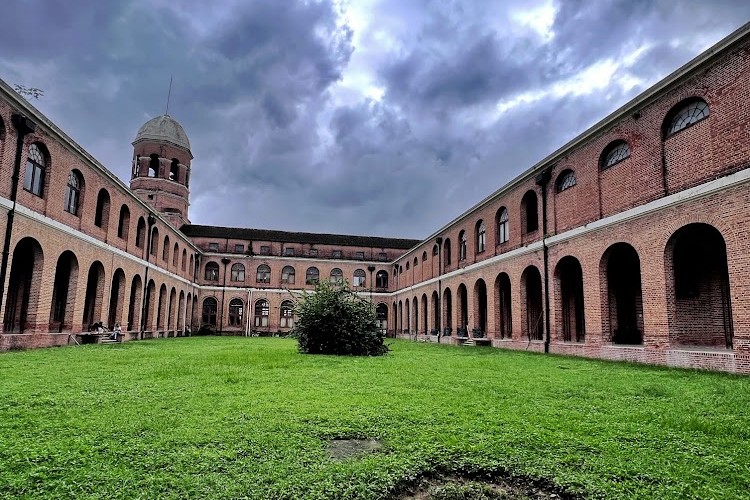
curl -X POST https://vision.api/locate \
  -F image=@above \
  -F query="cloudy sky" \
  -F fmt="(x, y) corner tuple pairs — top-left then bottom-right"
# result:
(2, 1), (749, 239)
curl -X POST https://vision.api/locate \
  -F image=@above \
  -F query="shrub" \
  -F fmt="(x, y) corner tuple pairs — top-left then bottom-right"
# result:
(292, 281), (388, 356)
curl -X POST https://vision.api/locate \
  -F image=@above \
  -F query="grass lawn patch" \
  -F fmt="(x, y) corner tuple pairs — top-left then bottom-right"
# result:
(0, 337), (748, 499)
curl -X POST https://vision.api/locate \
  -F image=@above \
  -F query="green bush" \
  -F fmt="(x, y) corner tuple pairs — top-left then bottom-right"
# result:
(292, 281), (389, 356)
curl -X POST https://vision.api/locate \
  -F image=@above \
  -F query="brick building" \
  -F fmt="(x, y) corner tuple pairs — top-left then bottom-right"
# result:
(1, 24), (750, 374)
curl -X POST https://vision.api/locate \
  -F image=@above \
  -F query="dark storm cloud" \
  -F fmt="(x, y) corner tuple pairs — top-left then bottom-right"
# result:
(1, 0), (749, 239)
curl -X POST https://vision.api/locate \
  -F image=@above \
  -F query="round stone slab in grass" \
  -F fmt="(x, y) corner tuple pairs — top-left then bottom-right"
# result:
(326, 438), (383, 460)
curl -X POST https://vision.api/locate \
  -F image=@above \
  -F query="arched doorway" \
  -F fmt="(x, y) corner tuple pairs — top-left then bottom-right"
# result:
(177, 291), (185, 331)
(601, 243), (643, 345)
(521, 266), (543, 341)
(50, 250), (79, 332)
(443, 288), (452, 335)
(555, 257), (585, 343)
(82, 261), (105, 329)
(494, 272), (512, 339)
(666, 223), (733, 348)
(144, 280), (156, 331)
(457, 284), (468, 336)
(431, 291), (440, 334)
(4, 238), (44, 332)
(474, 279), (487, 336)
(376, 303), (388, 334)
(107, 268), (126, 329)
(127, 275), (142, 331)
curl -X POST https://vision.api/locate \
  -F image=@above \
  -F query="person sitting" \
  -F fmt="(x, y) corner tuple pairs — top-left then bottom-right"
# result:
(110, 323), (121, 341)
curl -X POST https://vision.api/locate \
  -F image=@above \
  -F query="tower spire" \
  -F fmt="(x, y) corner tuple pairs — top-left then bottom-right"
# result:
(165, 74), (173, 116)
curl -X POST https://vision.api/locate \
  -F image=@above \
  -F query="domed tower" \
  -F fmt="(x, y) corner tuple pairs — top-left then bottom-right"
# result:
(130, 115), (192, 227)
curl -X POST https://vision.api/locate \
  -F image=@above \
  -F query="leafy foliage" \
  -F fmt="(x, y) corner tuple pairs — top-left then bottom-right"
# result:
(292, 281), (388, 356)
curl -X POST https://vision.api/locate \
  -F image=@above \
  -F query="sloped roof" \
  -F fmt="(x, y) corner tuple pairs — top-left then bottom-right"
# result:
(180, 224), (420, 249)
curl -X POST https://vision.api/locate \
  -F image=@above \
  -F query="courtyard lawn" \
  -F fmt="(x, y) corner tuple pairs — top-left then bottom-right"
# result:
(0, 338), (748, 499)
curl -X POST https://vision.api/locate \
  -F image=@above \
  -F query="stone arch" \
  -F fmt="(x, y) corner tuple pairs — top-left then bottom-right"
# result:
(82, 261), (106, 329)
(494, 272), (512, 339)
(144, 279), (156, 331)
(168, 287), (177, 331)
(177, 290), (186, 331)
(4, 237), (44, 333)
(431, 290), (439, 333)
(127, 275), (142, 331)
(107, 268), (126, 329)
(457, 283), (468, 336)
(521, 265), (543, 340)
(49, 250), (79, 332)
(157, 284), (168, 330)
(473, 279), (487, 337)
(443, 287), (453, 335)
(665, 223), (732, 348)
(600, 243), (643, 344)
(554, 256), (585, 343)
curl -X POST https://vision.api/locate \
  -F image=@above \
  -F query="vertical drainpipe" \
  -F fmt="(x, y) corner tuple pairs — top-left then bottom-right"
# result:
(139, 213), (156, 340)
(367, 264), (375, 303)
(535, 167), (552, 354)
(435, 236), (443, 343)
(0, 114), (36, 317)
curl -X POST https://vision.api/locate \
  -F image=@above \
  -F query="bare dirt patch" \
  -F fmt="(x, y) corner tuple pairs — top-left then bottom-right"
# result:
(395, 472), (581, 500)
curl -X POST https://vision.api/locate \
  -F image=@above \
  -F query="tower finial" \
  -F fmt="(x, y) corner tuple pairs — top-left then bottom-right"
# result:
(165, 74), (173, 116)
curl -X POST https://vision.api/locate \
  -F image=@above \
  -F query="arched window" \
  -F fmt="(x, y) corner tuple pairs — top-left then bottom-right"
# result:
(256, 264), (271, 283)
(228, 298), (243, 326)
(443, 238), (451, 265)
(150, 227), (159, 256)
(172, 243), (179, 266)
(306, 267), (319, 285)
(231, 263), (245, 282)
(405, 262), (410, 271)
(422, 251), (427, 262)
(24, 143), (46, 197)
(181, 249), (187, 271)
(353, 269), (366, 287)
(664, 98), (709, 137)
(94, 189), (111, 228)
(556, 170), (576, 192)
(476, 220), (486, 253)
(281, 266), (295, 284)
(162, 236), (170, 261)
(149, 154), (159, 177)
(521, 190), (538, 234)
(496, 207), (509, 244)
(135, 217), (146, 248)
(459, 230), (467, 261)
(601, 140), (630, 170)
(169, 159), (179, 181)
(432, 245), (438, 256)
(205, 262), (219, 281)
(413, 257), (418, 268)
(64, 171), (82, 215)
(280, 300), (294, 328)
(254, 299), (269, 327)
(376, 270), (388, 288)
(330, 268), (343, 284)
(117, 205), (130, 240)
(201, 297), (217, 326)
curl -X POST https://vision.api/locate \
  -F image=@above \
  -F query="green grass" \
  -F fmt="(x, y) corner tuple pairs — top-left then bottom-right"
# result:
(0, 338), (749, 499)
